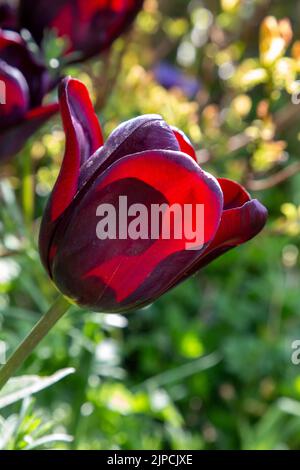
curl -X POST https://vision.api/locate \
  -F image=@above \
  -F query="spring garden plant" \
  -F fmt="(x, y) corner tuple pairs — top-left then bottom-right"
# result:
(0, 73), (267, 388)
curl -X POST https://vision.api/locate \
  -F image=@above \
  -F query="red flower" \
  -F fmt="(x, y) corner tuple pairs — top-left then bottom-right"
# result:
(19, 0), (144, 62)
(0, 29), (58, 162)
(39, 77), (268, 313)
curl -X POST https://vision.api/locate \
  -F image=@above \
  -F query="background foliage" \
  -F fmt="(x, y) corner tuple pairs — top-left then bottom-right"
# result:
(1, 0), (300, 450)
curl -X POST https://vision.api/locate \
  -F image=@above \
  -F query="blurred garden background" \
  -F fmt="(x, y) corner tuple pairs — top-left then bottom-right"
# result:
(1, 0), (300, 450)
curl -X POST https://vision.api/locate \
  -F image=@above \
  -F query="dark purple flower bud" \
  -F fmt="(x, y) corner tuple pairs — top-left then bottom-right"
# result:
(39, 77), (268, 313)
(0, 29), (58, 162)
(19, 0), (144, 62)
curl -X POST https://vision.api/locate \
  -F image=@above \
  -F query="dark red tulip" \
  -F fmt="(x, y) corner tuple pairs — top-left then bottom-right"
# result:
(39, 77), (268, 313)
(0, 29), (58, 162)
(19, 0), (144, 62)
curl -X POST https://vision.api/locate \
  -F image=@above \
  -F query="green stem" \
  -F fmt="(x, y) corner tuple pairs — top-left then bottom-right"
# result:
(21, 152), (34, 229)
(0, 295), (71, 390)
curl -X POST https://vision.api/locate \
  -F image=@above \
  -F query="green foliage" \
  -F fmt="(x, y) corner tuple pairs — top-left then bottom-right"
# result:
(0, 372), (74, 450)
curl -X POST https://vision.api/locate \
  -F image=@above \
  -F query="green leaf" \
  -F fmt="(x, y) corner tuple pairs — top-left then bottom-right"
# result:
(0, 368), (75, 409)
(25, 433), (73, 450)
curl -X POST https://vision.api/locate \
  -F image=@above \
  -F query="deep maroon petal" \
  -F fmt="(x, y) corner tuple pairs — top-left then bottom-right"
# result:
(0, 3), (18, 29)
(50, 77), (103, 221)
(50, 150), (223, 312)
(20, 0), (144, 62)
(176, 179), (268, 279)
(0, 29), (51, 107)
(194, 199), (268, 270)
(0, 59), (30, 128)
(0, 102), (58, 162)
(39, 77), (103, 273)
(79, 114), (180, 190)
(171, 126), (197, 162)
(218, 177), (251, 210)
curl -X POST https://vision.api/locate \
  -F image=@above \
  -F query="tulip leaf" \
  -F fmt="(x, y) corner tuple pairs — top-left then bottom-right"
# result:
(0, 368), (75, 409)
(25, 433), (73, 450)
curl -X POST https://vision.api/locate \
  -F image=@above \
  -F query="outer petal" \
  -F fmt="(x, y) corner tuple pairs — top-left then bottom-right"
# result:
(51, 77), (103, 221)
(219, 177), (251, 210)
(50, 150), (223, 312)
(20, 0), (144, 62)
(178, 178), (268, 277)
(0, 59), (30, 128)
(0, 102), (58, 162)
(0, 29), (51, 107)
(79, 114), (180, 189)
(39, 77), (103, 272)
(193, 200), (268, 271)
(0, 3), (18, 29)
(171, 126), (197, 162)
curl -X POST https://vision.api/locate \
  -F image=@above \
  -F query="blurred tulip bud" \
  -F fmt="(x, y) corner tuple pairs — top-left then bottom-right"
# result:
(0, 30), (58, 162)
(19, 0), (144, 63)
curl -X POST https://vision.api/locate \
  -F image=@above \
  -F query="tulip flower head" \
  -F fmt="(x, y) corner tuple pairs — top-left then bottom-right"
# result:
(0, 29), (58, 161)
(39, 77), (268, 313)
(20, 0), (144, 62)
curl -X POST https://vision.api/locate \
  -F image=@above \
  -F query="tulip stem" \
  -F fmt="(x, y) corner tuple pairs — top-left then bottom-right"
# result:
(21, 152), (34, 229)
(0, 295), (71, 391)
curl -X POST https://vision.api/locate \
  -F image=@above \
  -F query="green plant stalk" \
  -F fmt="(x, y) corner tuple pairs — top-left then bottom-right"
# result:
(21, 152), (34, 229)
(0, 295), (71, 391)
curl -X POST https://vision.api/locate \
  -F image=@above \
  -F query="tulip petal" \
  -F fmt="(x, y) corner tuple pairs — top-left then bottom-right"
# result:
(176, 180), (268, 279)
(79, 114), (180, 190)
(193, 199), (268, 271)
(39, 78), (103, 273)
(51, 150), (223, 312)
(171, 126), (197, 162)
(0, 102), (58, 162)
(20, 0), (144, 62)
(50, 77), (103, 222)
(218, 177), (251, 210)
(0, 60), (30, 128)
(0, 3), (18, 29)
